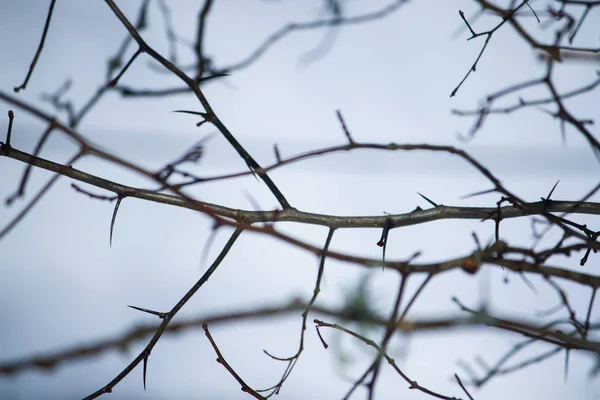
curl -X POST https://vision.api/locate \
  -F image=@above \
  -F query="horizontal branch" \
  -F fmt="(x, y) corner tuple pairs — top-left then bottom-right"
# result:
(1, 300), (598, 376)
(3, 145), (600, 290)
(3, 145), (600, 230)
(2, 87), (598, 255)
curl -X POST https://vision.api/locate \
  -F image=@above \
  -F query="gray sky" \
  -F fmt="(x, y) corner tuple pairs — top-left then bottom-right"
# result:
(1, 1), (599, 399)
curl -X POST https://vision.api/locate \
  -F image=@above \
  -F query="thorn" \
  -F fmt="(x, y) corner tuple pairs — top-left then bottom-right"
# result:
(406, 251), (421, 263)
(417, 192), (439, 207)
(541, 180), (560, 206)
(110, 197), (123, 247)
(128, 305), (167, 319)
(461, 188), (496, 199)
(377, 218), (393, 247)
(143, 355), (148, 390)
(377, 218), (393, 269)
(172, 109), (210, 127)
(199, 71), (230, 82)
(172, 109), (207, 117)
(336, 110), (354, 144)
(471, 232), (481, 250)
(273, 143), (281, 163)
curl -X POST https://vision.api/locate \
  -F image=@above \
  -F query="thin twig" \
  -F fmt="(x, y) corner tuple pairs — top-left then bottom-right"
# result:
(14, 0), (57, 92)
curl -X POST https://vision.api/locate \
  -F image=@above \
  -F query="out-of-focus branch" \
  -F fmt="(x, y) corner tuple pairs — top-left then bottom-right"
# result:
(2, 299), (598, 377)
(2, 1), (600, 398)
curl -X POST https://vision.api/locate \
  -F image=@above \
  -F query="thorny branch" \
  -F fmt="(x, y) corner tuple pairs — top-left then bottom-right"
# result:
(13, 0), (57, 93)
(203, 324), (267, 400)
(315, 318), (464, 400)
(1, 0), (599, 399)
(453, 0), (600, 157)
(260, 228), (336, 397)
(2, 300), (599, 375)
(83, 227), (244, 399)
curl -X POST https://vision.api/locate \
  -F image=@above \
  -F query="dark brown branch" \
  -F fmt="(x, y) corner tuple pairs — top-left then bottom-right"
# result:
(112, 72), (227, 97)
(5, 123), (56, 205)
(583, 288), (598, 337)
(4, 142), (600, 258)
(108, 48), (142, 87)
(367, 274), (408, 400)
(454, 373), (474, 400)
(194, 0), (214, 79)
(71, 183), (116, 201)
(556, 0), (600, 43)
(336, 109), (355, 144)
(83, 227), (243, 399)
(260, 228), (336, 396)
(13, 0), (57, 92)
(3, 145), (600, 288)
(317, 318), (467, 400)
(4, 300), (597, 379)
(2, 4), (599, 397)
(0, 152), (83, 240)
(458, 318), (578, 387)
(451, 1), (532, 97)
(3, 87), (598, 254)
(103, 0), (292, 209)
(5, 142), (600, 229)
(4, 110), (14, 146)
(203, 324), (266, 400)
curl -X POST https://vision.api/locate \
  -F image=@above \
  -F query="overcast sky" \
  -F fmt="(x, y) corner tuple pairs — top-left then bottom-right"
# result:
(1, 1), (599, 399)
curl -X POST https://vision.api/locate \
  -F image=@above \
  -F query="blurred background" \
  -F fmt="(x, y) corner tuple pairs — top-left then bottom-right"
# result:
(1, 1), (599, 399)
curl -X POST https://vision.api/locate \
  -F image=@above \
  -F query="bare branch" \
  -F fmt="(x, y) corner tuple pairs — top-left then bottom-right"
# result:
(13, 0), (57, 92)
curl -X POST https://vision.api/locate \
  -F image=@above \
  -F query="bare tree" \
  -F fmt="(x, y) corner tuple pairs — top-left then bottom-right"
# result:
(1, 1), (599, 399)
